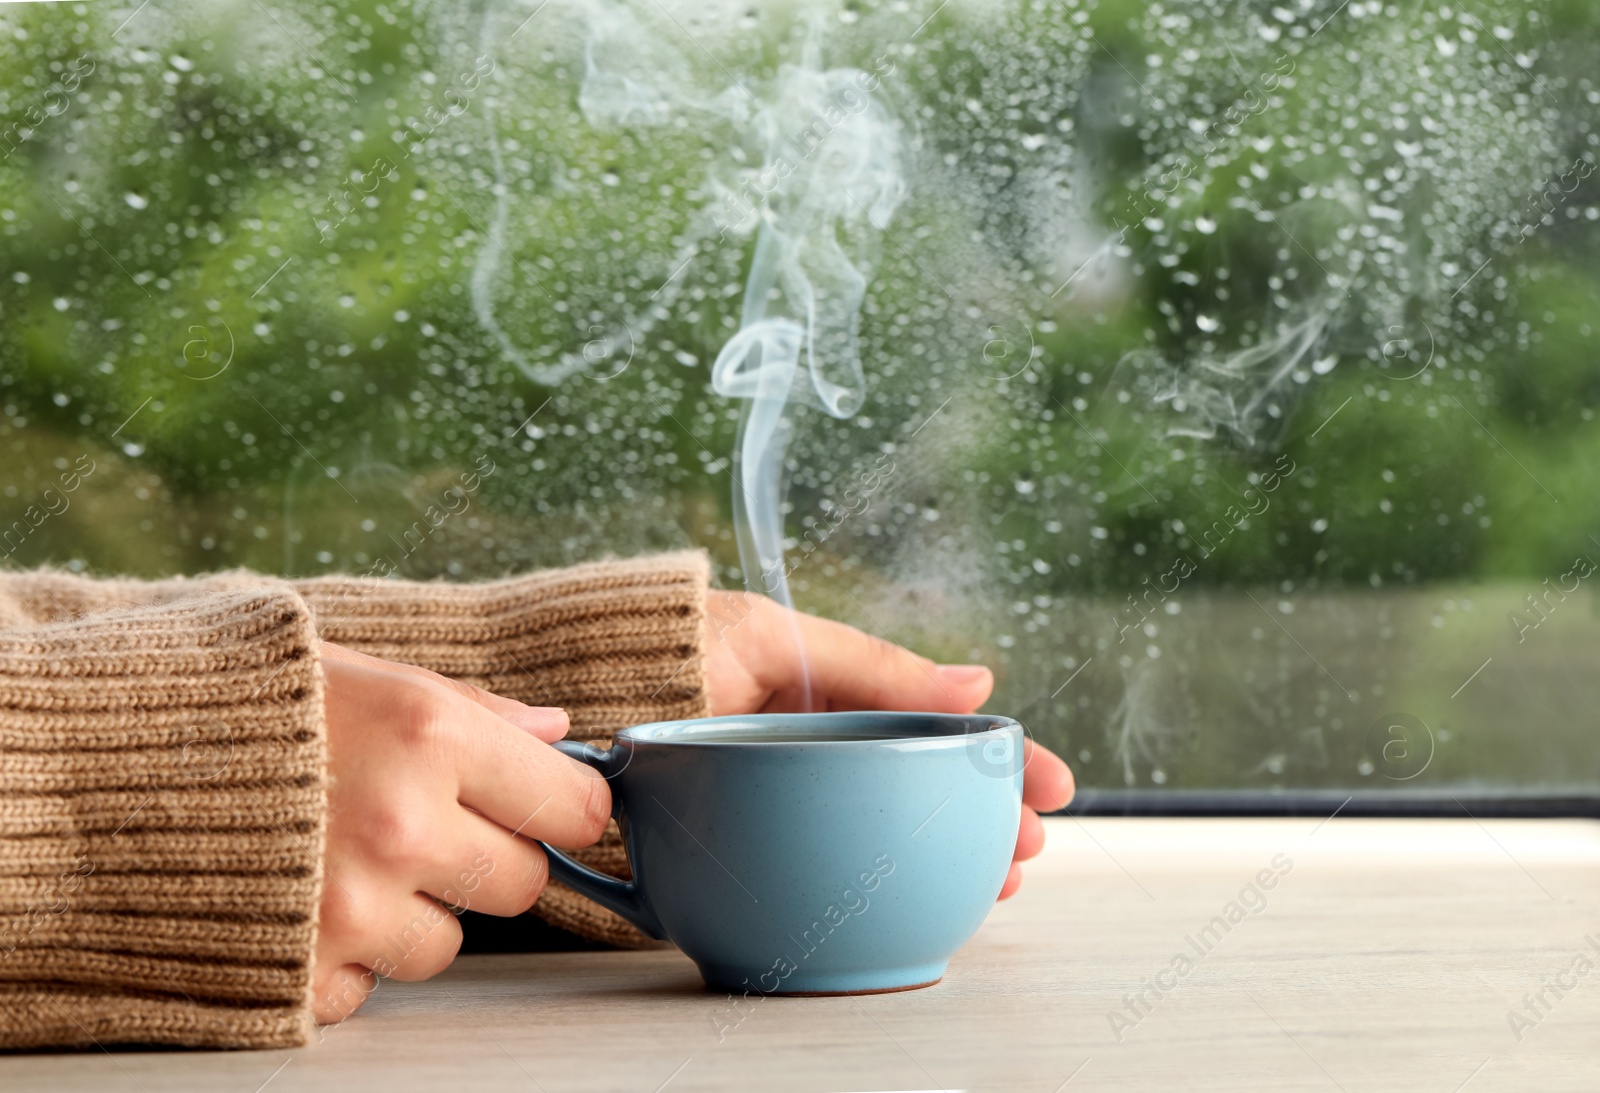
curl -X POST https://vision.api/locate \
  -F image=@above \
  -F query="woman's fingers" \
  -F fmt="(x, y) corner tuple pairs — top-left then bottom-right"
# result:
(758, 606), (994, 713)
(1022, 739), (1074, 813)
(998, 807), (1043, 905)
(1014, 806), (1045, 863)
(310, 962), (380, 1025)
(443, 698), (612, 848)
(323, 641), (571, 743)
(373, 893), (466, 982)
(421, 809), (551, 918)
(325, 648), (598, 846)
(707, 590), (999, 715)
(1000, 745), (1073, 902)
(312, 860), (461, 1004)
(430, 671), (571, 745)
(340, 657), (609, 848)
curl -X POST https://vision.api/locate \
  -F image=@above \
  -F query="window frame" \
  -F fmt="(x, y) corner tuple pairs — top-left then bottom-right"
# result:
(1060, 788), (1600, 819)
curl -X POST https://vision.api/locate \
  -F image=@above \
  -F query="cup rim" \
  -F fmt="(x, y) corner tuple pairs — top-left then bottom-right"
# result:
(613, 710), (1021, 747)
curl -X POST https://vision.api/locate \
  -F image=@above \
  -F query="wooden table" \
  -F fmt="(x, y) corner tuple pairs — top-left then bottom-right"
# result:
(6, 817), (1600, 1092)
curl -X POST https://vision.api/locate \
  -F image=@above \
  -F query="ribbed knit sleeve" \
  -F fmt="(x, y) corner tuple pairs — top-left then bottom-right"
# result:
(292, 550), (712, 946)
(0, 581), (327, 1050)
(289, 550), (712, 737)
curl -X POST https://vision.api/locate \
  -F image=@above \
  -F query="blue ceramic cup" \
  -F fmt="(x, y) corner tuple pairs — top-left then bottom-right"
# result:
(537, 711), (1023, 995)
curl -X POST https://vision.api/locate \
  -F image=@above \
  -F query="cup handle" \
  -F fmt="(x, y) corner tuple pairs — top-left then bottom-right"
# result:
(534, 740), (666, 940)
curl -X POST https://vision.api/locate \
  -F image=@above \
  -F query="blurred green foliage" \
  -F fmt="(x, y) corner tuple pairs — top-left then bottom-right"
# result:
(1, 0), (1598, 791)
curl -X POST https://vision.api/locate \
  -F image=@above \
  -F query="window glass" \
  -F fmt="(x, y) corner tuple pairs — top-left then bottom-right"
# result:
(2, 0), (1596, 794)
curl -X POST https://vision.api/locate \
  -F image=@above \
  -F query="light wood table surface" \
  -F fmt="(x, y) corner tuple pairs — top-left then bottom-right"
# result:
(6, 816), (1600, 1092)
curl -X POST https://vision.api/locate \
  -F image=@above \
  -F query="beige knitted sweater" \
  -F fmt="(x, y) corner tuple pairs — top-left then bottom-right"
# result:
(0, 551), (710, 1051)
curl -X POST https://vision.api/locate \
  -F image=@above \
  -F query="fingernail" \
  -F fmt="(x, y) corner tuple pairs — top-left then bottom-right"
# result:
(937, 664), (991, 685)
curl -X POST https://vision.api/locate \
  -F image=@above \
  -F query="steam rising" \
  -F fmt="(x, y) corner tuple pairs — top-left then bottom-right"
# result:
(705, 52), (904, 610)
(573, 6), (905, 669)
(1136, 308), (1334, 446)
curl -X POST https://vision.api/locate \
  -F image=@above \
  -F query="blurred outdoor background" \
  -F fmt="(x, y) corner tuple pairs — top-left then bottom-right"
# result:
(1, 0), (1597, 794)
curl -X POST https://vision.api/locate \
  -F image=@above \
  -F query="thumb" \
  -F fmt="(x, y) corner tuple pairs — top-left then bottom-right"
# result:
(788, 612), (994, 713)
(933, 663), (996, 710)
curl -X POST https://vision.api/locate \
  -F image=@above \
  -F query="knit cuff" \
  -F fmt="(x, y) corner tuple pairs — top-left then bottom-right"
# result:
(0, 585), (326, 1049)
(292, 550), (712, 740)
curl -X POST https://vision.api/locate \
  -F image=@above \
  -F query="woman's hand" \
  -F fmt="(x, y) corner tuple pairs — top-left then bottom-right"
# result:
(702, 590), (1074, 900)
(311, 643), (609, 1024)
(1006, 737), (1074, 899)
